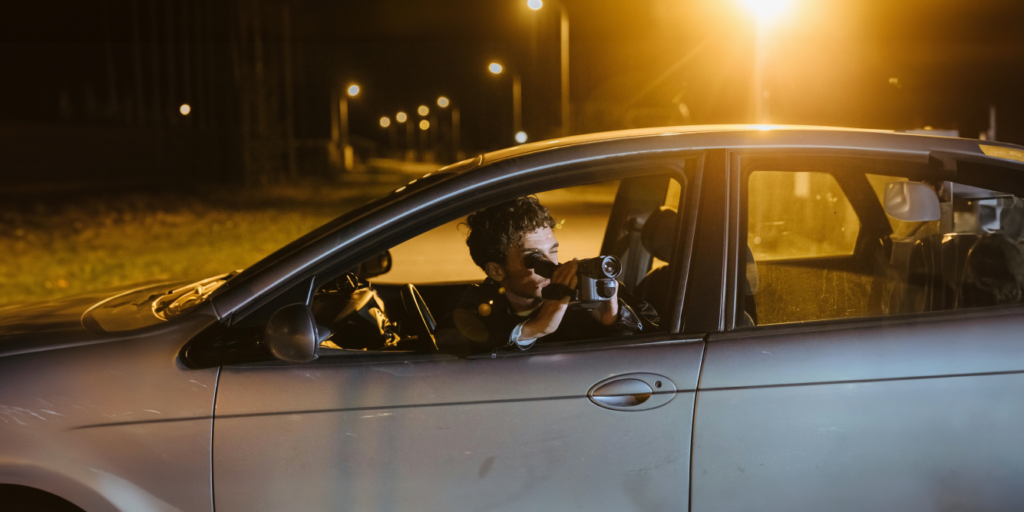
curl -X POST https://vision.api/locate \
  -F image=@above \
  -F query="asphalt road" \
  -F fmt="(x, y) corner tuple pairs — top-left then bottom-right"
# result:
(375, 183), (619, 284)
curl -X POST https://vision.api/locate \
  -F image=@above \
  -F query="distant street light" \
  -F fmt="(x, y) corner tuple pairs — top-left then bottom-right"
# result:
(396, 111), (408, 123)
(380, 116), (391, 128)
(488, 62), (503, 75)
(347, 84), (360, 97)
(419, 120), (430, 130)
(515, 131), (528, 144)
(437, 96), (450, 108)
(418, 105), (430, 116)
(179, 104), (191, 116)
(527, 0), (571, 135)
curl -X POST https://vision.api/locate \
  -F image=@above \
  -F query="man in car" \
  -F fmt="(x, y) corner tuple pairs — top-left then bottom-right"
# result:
(438, 196), (658, 353)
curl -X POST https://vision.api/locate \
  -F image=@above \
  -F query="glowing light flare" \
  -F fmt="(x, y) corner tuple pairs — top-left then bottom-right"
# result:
(347, 84), (360, 97)
(179, 104), (191, 116)
(488, 62), (503, 74)
(419, 120), (430, 130)
(515, 131), (528, 144)
(396, 112), (408, 123)
(380, 117), (391, 128)
(437, 96), (450, 108)
(527, 0), (543, 10)
(740, 0), (792, 24)
(417, 105), (429, 116)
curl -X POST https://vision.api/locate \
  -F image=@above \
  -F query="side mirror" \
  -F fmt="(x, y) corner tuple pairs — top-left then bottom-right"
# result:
(884, 181), (941, 222)
(264, 303), (320, 362)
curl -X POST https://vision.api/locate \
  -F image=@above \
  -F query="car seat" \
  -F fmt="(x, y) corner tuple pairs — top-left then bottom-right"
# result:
(633, 207), (677, 316)
(958, 233), (1024, 308)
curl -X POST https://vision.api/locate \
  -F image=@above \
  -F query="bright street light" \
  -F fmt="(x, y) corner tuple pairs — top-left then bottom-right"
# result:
(347, 84), (360, 97)
(417, 105), (429, 116)
(179, 103), (191, 116)
(396, 112), (408, 123)
(515, 131), (528, 144)
(740, 0), (791, 24)
(488, 62), (503, 75)
(437, 96), (450, 108)
(419, 120), (430, 130)
(525, 0), (570, 135)
(380, 116), (391, 128)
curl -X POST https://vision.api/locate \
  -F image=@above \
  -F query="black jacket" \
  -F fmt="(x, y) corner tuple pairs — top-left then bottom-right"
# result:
(436, 278), (659, 354)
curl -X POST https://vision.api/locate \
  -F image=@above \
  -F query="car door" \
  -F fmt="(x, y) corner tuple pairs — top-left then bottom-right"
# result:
(690, 149), (1024, 511)
(211, 156), (707, 511)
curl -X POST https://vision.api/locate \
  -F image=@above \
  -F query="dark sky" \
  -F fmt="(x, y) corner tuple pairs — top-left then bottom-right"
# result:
(3, 0), (1024, 149)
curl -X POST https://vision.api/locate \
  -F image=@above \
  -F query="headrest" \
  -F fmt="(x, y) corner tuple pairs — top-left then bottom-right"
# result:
(641, 206), (678, 261)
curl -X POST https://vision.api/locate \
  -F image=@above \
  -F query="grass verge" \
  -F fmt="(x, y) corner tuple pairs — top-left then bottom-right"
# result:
(0, 183), (394, 307)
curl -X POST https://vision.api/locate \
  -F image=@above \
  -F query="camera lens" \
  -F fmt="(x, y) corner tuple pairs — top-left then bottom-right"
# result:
(601, 256), (621, 278)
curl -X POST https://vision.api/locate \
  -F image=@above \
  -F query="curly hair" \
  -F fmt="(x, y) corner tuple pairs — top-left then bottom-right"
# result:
(466, 196), (556, 270)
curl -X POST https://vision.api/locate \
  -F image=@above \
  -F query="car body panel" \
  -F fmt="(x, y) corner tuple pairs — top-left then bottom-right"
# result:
(700, 308), (1024, 389)
(0, 310), (219, 512)
(212, 340), (703, 511)
(692, 372), (1024, 511)
(691, 142), (1024, 511)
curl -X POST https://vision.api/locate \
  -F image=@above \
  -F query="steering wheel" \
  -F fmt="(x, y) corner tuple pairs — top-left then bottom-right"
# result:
(400, 284), (438, 351)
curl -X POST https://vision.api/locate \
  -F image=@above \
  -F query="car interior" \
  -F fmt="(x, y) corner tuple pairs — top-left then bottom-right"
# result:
(311, 172), (686, 355)
(739, 167), (1024, 328)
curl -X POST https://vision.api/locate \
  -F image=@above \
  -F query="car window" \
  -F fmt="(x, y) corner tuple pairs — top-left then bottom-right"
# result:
(740, 167), (1024, 327)
(311, 172), (685, 355)
(372, 180), (621, 285)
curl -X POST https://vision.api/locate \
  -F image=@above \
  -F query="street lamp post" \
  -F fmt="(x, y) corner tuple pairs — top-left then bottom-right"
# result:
(527, 0), (570, 136)
(380, 116), (397, 153)
(489, 62), (526, 145)
(396, 111), (413, 161)
(437, 96), (463, 161)
(437, 96), (461, 162)
(417, 105), (431, 161)
(338, 83), (360, 171)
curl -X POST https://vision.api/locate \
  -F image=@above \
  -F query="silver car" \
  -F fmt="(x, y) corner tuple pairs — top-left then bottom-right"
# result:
(3, 125), (1024, 512)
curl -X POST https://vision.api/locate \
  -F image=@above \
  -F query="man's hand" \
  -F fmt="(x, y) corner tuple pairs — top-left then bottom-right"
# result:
(520, 259), (578, 340)
(593, 283), (619, 326)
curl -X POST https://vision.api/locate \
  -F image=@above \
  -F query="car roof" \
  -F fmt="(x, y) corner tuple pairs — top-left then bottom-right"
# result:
(443, 124), (1023, 172)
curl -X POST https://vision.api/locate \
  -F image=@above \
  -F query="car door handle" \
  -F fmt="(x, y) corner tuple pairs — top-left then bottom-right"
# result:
(591, 379), (652, 407)
(588, 373), (677, 411)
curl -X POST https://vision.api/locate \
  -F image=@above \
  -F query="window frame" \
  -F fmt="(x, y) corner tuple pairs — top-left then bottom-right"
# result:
(724, 148), (957, 331)
(182, 150), (706, 369)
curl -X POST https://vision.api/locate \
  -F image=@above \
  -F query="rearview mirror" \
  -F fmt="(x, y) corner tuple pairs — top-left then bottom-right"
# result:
(884, 181), (941, 222)
(357, 250), (393, 279)
(264, 303), (320, 362)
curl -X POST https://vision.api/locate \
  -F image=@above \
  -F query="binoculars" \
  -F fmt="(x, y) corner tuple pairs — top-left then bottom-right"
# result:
(525, 254), (622, 309)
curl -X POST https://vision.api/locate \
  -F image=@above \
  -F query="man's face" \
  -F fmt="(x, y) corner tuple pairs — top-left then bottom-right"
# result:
(501, 227), (559, 301)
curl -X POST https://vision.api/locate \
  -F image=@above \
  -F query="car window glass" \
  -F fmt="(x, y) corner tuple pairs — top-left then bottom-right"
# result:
(748, 171), (860, 262)
(740, 166), (1024, 328)
(372, 181), (620, 285)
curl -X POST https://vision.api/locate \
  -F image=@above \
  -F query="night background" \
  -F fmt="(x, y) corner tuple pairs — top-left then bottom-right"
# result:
(2, 0), (1024, 305)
